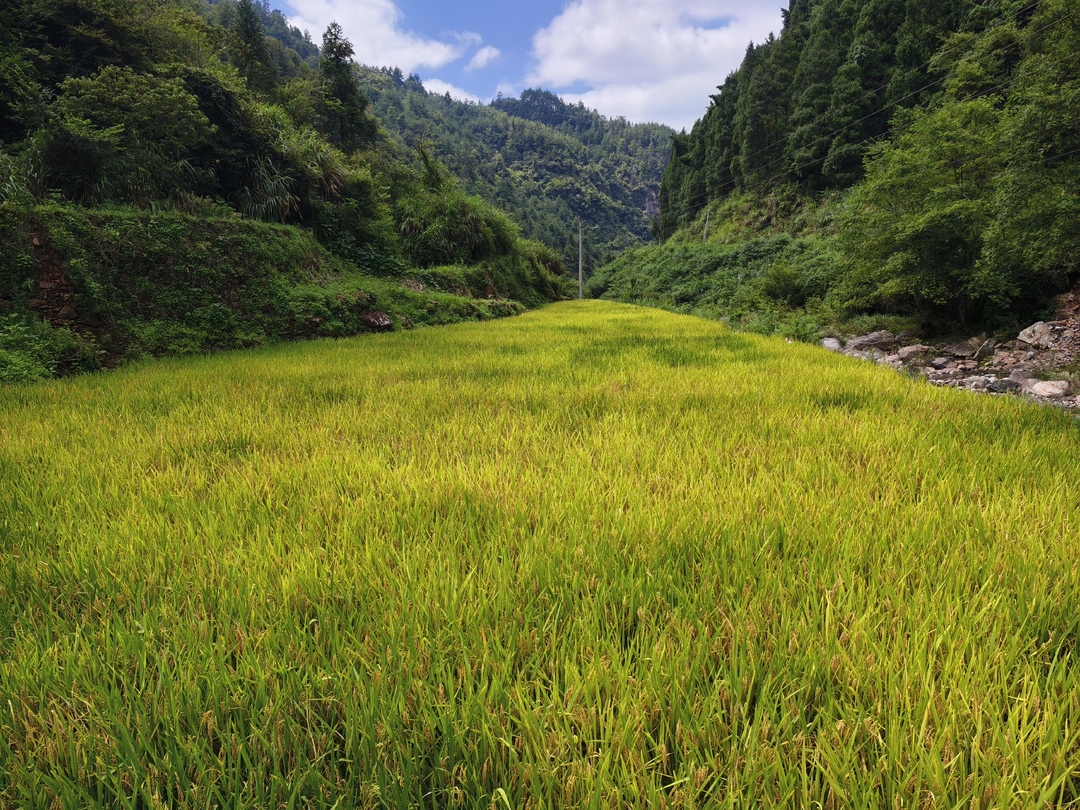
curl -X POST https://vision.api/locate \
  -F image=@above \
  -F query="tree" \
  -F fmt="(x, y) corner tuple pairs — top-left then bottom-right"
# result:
(229, 0), (277, 96)
(40, 66), (213, 204)
(318, 22), (376, 151)
(977, 0), (1080, 311)
(837, 100), (1003, 325)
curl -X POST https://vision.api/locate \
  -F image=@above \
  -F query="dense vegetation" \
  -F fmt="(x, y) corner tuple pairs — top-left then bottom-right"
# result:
(3, 302), (1078, 806)
(357, 75), (674, 270)
(0, 204), (552, 383)
(0, 0), (566, 382)
(597, 0), (1080, 336)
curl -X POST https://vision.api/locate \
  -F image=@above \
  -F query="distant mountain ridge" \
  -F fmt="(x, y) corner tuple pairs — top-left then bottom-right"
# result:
(355, 72), (675, 271)
(242, 5), (675, 272)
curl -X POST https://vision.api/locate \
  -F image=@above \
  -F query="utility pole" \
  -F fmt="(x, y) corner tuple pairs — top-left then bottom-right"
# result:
(578, 220), (584, 300)
(702, 209), (710, 243)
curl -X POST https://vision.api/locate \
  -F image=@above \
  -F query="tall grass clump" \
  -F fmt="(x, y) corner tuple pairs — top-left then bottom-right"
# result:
(1, 301), (1078, 807)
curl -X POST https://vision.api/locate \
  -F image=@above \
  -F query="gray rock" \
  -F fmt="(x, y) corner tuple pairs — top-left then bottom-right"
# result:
(897, 344), (933, 362)
(965, 376), (995, 391)
(973, 339), (997, 361)
(1031, 380), (1070, 398)
(946, 340), (980, 359)
(990, 379), (1022, 394)
(1018, 321), (1056, 349)
(929, 357), (953, 370)
(821, 337), (843, 352)
(928, 368), (965, 382)
(847, 330), (897, 351)
(360, 310), (393, 331)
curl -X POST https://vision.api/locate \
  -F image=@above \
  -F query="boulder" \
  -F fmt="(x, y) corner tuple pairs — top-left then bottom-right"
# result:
(973, 339), (997, 361)
(897, 344), (932, 362)
(846, 330), (897, 352)
(945, 339), (981, 359)
(1018, 322), (1056, 349)
(821, 337), (842, 352)
(990, 378), (1022, 394)
(1031, 380), (1070, 398)
(360, 311), (393, 331)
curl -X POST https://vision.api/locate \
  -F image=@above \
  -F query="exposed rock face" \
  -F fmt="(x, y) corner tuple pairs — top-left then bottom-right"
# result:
(31, 239), (80, 327)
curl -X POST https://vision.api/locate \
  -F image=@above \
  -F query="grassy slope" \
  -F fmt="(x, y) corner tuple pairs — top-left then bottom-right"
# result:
(2, 301), (1079, 807)
(0, 203), (557, 380)
(587, 191), (859, 342)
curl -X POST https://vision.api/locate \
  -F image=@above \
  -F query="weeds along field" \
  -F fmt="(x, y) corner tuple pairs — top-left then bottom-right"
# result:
(1, 300), (1079, 808)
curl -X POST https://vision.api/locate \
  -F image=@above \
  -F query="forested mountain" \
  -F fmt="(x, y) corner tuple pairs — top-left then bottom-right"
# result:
(0, 0), (566, 382)
(356, 75), (674, 270)
(594, 0), (1080, 335)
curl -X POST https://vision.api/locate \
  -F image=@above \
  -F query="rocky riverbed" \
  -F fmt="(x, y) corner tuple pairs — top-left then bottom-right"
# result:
(823, 285), (1080, 410)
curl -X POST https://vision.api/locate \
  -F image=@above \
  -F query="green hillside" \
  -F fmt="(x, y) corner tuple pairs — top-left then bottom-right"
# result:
(357, 74), (674, 270)
(0, 0), (566, 383)
(595, 0), (1080, 337)
(3, 302), (1078, 806)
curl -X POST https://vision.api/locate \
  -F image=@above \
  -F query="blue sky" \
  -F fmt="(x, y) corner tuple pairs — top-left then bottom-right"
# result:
(278, 1), (784, 131)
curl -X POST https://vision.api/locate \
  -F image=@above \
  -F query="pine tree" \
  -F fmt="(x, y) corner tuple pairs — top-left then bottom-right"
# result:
(318, 22), (377, 151)
(785, 0), (858, 189)
(822, 0), (907, 187)
(229, 0), (277, 96)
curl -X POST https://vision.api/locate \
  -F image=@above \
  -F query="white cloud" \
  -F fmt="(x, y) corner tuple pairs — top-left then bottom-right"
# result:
(466, 45), (502, 72)
(423, 79), (481, 104)
(528, 0), (782, 130)
(286, 0), (473, 73)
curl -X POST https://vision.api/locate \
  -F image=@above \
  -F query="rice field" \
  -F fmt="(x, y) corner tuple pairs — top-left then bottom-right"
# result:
(1, 300), (1078, 808)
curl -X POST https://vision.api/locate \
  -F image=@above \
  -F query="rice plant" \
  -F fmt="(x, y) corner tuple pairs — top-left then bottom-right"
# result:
(1, 301), (1078, 808)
